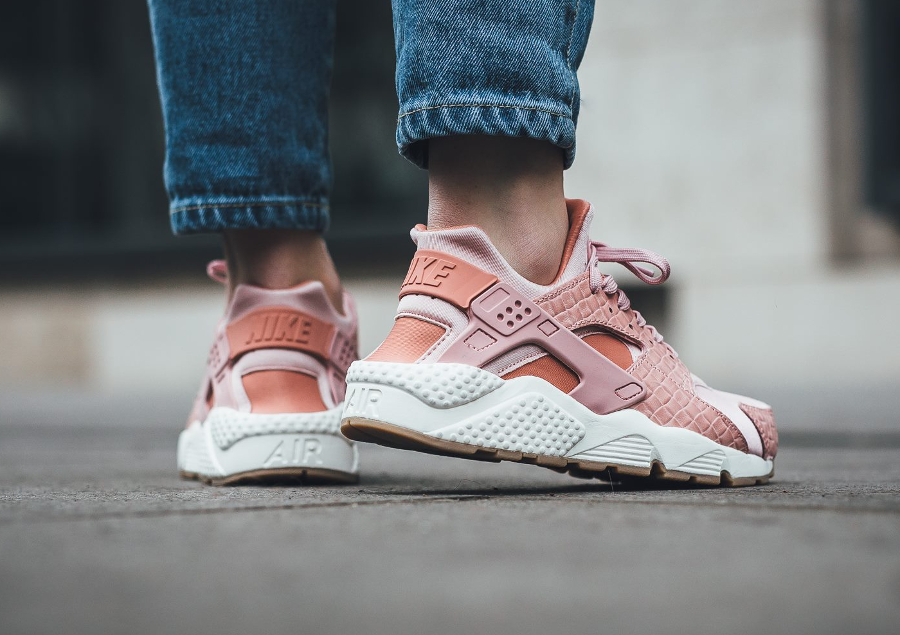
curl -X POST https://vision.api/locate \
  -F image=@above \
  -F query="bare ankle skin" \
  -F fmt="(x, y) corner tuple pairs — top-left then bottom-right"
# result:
(427, 135), (569, 285)
(222, 229), (344, 312)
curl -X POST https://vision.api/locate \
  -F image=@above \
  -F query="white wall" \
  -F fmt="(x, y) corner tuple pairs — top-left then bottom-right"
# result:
(567, 0), (900, 393)
(569, 0), (828, 276)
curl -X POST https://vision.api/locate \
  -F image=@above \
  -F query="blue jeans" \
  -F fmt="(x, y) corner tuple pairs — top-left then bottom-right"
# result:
(148, 0), (595, 235)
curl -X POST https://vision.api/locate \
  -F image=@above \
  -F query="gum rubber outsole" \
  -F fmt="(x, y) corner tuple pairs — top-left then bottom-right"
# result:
(179, 467), (359, 487)
(341, 417), (773, 488)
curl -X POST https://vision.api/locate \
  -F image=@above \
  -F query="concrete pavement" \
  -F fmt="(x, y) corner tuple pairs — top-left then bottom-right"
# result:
(1, 417), (899, 635)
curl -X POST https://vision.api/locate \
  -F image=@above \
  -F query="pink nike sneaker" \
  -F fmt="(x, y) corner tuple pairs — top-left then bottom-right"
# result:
(178, 261), (360, 485)
(341, 200), (777, 486)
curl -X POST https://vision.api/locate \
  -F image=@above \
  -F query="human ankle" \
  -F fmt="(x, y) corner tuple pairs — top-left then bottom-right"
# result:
(222, 229), (344, 312)
(426, 135), (568, 285)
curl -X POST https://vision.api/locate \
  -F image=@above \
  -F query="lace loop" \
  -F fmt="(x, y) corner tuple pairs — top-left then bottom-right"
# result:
(587, 242), (671, 344)
(589, 243), (670, 286)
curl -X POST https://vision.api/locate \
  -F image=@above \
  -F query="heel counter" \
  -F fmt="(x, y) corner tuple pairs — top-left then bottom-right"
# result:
(233, 349), (334, 414)
(241, 369), (327, 414)
(219, 283), (358, 414)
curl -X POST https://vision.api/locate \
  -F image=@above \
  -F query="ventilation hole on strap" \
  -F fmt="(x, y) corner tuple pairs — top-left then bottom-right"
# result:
(524, 308), (532, 315)
(496, 313), (504, 320)
(505, 307), (513, 314)
(507, 320), (514, 328)
(514, 300), (522, 308)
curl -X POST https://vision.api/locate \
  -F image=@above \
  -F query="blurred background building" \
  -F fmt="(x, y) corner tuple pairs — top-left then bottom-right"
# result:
(0, 0), (897, 433)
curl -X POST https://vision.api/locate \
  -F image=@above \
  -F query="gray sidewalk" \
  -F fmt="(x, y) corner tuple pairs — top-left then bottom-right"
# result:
(2, 418), (899, 635)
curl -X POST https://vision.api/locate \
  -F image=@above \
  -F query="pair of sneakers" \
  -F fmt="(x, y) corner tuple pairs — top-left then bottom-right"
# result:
(177, 200), (777, 487)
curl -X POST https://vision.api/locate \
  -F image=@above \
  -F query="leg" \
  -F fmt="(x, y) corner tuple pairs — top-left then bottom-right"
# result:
(427, 135), (567, 284)
(148, 0), (342, 308)
(392, 0), (595, 283)
(222, 230), (343, 310)
(148, 0), (359, 485)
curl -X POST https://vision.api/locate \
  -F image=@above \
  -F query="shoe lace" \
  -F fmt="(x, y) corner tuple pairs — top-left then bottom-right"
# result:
(587, 242), (671, 344)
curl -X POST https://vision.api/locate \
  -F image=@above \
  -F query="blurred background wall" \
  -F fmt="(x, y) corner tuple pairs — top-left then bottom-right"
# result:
(0, 0), (898, 432)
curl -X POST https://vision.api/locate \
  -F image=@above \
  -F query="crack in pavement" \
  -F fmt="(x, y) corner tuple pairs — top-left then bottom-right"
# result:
(2, 490), (899, 526)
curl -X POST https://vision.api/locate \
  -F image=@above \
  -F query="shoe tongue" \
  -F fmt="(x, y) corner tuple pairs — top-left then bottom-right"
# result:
(409, 199), (594, 297)
(556, 198), (594, 276)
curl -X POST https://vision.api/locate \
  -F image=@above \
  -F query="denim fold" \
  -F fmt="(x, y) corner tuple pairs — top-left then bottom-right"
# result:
(392, 0), (594, 169)
(170, 199), (330, 235)
(148, 0), (336, 236)
(397, 102), (578, 169)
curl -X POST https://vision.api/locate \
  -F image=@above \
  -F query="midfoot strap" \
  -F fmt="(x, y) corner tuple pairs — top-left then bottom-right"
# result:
(226, 307), (335, 361)
(439, 282), (647, 415)
(399, 249), (498, 310)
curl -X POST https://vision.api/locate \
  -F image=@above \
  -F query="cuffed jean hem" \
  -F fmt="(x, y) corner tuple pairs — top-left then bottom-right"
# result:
(169, 199), (330, 235)
(397, 103), (577, 170)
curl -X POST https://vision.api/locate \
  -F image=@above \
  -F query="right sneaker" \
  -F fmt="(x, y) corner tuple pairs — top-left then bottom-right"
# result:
(341, 199), (777, 486)
(177, 261), (360, 485)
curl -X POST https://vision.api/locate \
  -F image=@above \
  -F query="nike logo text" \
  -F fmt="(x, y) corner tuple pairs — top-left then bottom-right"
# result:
(402, 255), (456, 288)
(244, 311), (314, 346)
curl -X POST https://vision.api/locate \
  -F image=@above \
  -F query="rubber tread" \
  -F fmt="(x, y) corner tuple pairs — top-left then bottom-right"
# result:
(341, 418), (773, 488)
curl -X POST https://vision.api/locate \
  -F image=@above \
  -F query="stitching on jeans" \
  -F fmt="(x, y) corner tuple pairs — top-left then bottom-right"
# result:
(566, 0), (582, 110)
(398, 103), (571, 121)
(170, 201), (329, 214)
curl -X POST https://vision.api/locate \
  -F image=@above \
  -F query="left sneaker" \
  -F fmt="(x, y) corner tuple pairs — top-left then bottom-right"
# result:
(178, 261), (360, 485)
(341, 199), (777, 486)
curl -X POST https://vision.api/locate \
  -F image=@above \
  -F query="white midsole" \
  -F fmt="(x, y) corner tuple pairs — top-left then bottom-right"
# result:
(343, 361), (772, 479)
(177, 405), (358, 478)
